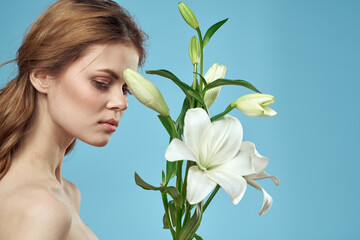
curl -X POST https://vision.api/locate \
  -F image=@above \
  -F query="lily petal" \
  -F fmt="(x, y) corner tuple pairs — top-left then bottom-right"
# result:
(187, 166), (217, 204)
(165, 139), (198, 163)
(184, 108), (211, 158)
(200, 115), (243, 168)
(252, 171), (280, 186)
(238, 94), (274, 105)
(263, 106), (277, 117)
(231, 150), (257, 176)
(236, 102), (265, 117)
(204, 87), (221, 109)
(206, 164), (248, 205)
(247, 179), (273, 216)
(240, 141), (269, 173)
(203, 63), (226, 108)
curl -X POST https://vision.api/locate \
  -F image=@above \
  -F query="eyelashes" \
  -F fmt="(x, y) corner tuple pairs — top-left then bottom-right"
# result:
(122, 85), (133, 95)
(93, 80), (109, 91)
(92, 79), (132, 95)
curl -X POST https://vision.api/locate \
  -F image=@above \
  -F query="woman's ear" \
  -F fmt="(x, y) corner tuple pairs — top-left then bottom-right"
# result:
(29, 69), (51, 94)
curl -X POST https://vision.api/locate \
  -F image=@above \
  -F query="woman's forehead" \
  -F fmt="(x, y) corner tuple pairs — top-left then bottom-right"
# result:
(64, 43), (139, 76)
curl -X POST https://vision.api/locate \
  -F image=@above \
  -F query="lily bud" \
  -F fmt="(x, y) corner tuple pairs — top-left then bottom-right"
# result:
(203, 63), (227, 108)
(189, 36), (200, 65)
(123, 69), (170, 116)
(231, 94), (277, 117)
(178, 2), (199, 29)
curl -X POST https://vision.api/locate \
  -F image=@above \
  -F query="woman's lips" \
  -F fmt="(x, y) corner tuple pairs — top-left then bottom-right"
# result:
(99, 119), (119, 132)
(100, 122), (117, 132)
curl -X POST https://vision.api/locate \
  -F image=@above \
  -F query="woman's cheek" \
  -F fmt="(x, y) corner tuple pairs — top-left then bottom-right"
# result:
(72, 85), (104, 113)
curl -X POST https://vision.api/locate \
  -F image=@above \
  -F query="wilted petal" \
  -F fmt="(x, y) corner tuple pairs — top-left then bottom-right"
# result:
(187, 166), (217, 204)
(200, 115), (243, 168)
(184, 108), (211, 158)
(206, 164), (248, 205)
(247, 179), (273, 216)
(240, 141), (269, 173)
(165, 139), (198, 163)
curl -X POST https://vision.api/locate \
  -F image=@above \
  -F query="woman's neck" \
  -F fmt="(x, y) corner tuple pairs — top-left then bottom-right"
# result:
(9, 98), (75, 185)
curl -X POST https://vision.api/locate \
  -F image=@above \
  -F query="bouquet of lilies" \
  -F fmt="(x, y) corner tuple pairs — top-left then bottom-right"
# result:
(123, 2), (279, 239)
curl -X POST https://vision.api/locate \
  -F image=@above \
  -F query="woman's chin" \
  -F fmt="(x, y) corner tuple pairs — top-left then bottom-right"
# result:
(80, 136), (111, 147)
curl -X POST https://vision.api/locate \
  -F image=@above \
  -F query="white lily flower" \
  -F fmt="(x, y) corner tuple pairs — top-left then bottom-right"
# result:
(241, 141), (280, 215)
(203, 63), (226, 109)
(165, 108), (255, 205)
(231, 93), (277, 117)
(123, 69), (170, 116)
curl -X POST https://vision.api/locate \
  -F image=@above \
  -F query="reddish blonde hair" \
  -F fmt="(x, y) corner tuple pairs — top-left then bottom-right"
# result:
(0, 0), (147, 179)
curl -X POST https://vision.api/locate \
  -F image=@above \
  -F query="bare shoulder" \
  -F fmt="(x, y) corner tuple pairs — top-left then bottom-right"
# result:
(0, 186), (72, 240)
(62, 177), (81, 212)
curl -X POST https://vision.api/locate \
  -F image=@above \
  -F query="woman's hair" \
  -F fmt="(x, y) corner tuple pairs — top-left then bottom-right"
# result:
(0, 0), (147, 180)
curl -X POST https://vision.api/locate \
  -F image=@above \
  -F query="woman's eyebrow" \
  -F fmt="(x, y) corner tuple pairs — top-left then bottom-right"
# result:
(96, 69), (119, 80)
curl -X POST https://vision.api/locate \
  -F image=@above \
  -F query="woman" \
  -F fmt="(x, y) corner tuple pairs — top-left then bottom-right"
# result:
(0, 0), (147, 239)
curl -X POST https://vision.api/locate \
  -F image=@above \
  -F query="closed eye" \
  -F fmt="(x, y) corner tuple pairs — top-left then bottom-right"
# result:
(93, 80), (109, 91)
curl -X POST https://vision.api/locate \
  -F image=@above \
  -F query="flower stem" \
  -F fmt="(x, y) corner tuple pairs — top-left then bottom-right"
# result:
(163, 115), (183, 238)
(203, 185), (220, 212)
(191, 64), (199, 109)
(192, 64), (198, 91)
(166, 115), (179, 139)
(184, 202), (192, 224)
(196, 28), (205, 109)
(196, 28), (204, 81)
(181, 161), (191, 198)
(161, 192), (176, 238)
(210, 105), (235, 122)
(175, 160), (183, 236)
(182, 160), (196, 226)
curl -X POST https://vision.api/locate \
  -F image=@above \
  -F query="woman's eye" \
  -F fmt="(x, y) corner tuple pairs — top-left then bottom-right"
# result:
(93, 80), (109, 91)
(122, 85), (132, 96)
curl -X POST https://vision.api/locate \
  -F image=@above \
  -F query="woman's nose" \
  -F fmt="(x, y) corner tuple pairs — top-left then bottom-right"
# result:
(106, 88), (128, 111)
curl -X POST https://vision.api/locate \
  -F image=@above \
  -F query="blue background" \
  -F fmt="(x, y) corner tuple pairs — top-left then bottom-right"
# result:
(1, 0), (359, 239)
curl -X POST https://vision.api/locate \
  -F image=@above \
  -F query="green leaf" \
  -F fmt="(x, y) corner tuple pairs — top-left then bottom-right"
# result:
(175, 97), (191, 136)
(146, 69), (207, 108)
(158, 115), (177, 139)
(178, 203), (203, 240)
(134, 172), (159, 191)
(162, 212), (170, 229)
(203, 18), (228, 48)
(194, 234), (204, 240)
(195, 73), (207, 88)
(162, 171), (165, 184)
(158, 114), (178, 184)
(166, 161), (177, 184)
(210, 105), (235, 122)
(203, 78), (261, 94)
(162, 186), (184, 209)
(163, 200), (177, 229)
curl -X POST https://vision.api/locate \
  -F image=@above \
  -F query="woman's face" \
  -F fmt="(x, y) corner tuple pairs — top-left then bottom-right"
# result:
(46, 43), (139, 147)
